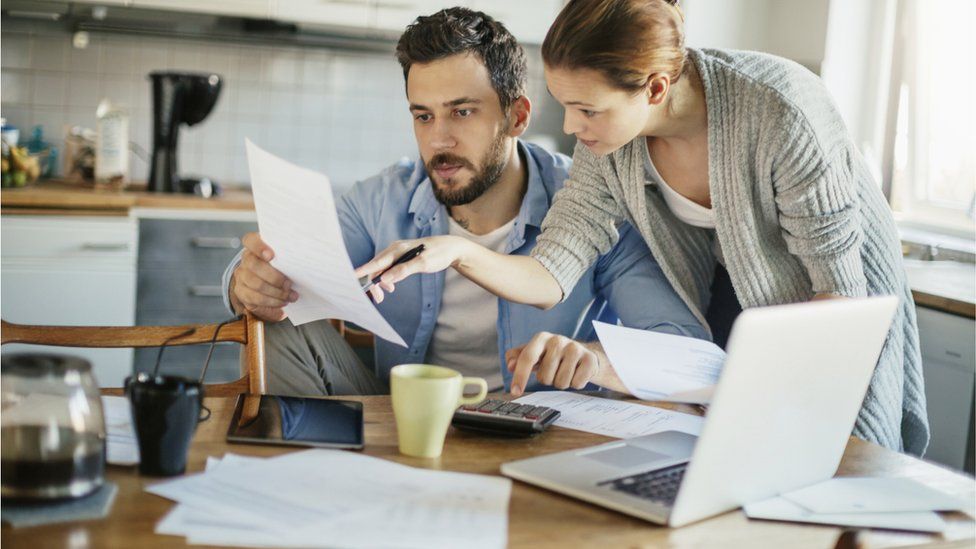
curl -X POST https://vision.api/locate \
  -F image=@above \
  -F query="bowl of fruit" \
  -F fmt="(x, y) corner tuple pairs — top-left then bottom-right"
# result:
(1, 144), (44, 188)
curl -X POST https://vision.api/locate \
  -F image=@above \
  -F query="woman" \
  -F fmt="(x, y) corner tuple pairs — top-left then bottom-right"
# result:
(357, 0), (927, 455)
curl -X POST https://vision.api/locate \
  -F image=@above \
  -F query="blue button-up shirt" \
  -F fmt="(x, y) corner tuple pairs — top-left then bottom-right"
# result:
(224, 140), (706, 391)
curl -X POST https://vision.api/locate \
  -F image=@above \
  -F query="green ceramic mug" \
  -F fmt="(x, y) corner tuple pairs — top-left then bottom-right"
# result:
(390, 364), (488, 458)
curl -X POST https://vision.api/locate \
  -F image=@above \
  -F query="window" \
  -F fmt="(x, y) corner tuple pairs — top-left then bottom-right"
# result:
(885, 0), (976, 237)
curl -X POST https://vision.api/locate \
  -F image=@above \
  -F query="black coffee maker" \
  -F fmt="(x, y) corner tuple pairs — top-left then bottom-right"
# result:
(148, 71), (222, 194)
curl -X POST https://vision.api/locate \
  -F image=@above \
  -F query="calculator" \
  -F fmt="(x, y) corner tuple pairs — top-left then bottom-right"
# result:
(451, 399), (561, 437)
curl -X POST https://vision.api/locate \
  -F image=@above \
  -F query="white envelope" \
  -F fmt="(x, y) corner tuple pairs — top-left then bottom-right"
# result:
(781, 477), (970, 514)
(745, 496), (947, 533)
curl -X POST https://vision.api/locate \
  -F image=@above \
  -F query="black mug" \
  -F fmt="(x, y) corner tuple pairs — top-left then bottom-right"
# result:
(125, 374), (204, 477)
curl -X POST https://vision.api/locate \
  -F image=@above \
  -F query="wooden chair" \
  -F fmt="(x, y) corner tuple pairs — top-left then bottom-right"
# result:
(328, 319), (374, 349)
(0, 314), (266, 397)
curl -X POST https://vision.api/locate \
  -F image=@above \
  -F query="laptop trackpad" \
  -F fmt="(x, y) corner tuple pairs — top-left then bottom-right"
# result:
(582, 445), (670, 469)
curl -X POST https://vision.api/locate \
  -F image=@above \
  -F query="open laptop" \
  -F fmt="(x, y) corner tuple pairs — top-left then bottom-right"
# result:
(501, 296), (898, 528)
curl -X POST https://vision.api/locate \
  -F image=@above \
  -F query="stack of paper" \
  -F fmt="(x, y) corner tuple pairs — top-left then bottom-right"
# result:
(149, 449), (511, 548)
(513, 391), (704, 439)
(744, 477), (972, 533)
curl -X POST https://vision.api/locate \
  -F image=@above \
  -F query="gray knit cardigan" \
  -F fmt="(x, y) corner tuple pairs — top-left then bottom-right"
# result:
(532, 48), (928, 455)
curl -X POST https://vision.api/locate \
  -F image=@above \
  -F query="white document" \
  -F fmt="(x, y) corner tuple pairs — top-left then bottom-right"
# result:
(513, 391), (703, 439)
(744, 496), (947, 533)
(245, 139), (405, 346)
(150, 450), (511, 549)
(593, 321), (724, 404)
(100, 395), (140, 465)
(781, 477), (971, 514)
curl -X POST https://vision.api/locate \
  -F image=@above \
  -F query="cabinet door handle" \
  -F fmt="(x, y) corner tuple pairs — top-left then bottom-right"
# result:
(189, 285), (224, 297)
(80, 242), (130, 251)
(191, 236), (242, 249)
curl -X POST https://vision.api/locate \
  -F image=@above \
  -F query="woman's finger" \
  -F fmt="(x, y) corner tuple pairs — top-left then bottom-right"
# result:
(354, 240), (416, 278)
(368, 285), (384, 303)
(380, 256), (428, 285)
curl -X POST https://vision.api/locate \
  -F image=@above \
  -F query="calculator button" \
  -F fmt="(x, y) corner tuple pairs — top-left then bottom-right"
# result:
(497, 402), (519, 413)
(477, 400), (503, 412)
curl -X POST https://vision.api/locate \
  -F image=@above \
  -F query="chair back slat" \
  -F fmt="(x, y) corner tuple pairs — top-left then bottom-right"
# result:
(1, 316), (264, 397)
(0, 319), (247, 348)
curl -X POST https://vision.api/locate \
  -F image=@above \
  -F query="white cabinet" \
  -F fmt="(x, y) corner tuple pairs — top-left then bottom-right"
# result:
(916, 306), (975, 472)
(372, 0), (439, 33)
(270, 0), (563, 44)
(1, 216), (138, 388)
(73, 0), (565, 42)
(468, 0), (564, 44)
(71, 0), (134, 6)
(272, 0), (371, 29)
(130, 0), (272, 19)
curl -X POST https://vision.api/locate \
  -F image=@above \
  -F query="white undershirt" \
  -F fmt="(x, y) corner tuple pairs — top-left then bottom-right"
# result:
(643, 146), (716, 229)
(643, 144), (726, 265)
(425, 216), (516, 391)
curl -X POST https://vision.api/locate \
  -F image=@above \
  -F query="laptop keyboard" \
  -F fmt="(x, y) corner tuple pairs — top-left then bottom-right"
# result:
(598, 462), (688, 506)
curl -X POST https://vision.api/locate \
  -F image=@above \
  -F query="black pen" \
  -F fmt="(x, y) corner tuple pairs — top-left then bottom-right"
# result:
(361, 244), (426, 294)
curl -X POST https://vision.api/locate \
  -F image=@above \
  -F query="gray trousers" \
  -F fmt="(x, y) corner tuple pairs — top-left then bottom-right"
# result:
(261, 319), (388, 397)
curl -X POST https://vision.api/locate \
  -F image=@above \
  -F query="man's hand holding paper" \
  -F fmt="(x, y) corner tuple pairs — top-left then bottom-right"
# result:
(243, 140), (406, 346)
(229, 232), (298, 322)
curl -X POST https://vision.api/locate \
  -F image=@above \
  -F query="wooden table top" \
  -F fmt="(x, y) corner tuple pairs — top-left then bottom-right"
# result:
(3, 395), (975, 548)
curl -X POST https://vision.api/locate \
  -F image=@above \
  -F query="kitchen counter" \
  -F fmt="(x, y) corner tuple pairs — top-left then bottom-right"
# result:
(0, 179), (254, 215)
(904, 259), (976, 319)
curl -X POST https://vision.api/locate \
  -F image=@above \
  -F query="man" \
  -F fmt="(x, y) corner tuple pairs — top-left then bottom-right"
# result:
(223, 7), (706, 397)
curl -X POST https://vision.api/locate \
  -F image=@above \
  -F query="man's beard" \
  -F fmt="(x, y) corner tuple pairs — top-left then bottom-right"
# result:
(426, 130), (509, 207)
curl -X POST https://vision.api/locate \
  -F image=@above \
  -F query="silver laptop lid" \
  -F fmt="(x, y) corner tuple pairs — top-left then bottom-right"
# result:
(668, 296), (898, 527)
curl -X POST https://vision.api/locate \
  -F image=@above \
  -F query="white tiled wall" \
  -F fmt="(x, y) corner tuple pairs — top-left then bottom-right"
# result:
(1, 25), (560, 194)
(2, 28), (415, 193)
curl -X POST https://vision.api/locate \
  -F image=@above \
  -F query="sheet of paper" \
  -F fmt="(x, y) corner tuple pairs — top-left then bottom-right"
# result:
(781, 477), (970, 514)
(744, 496), (947, 533)
(513, 391), (703, 439)
(151, 450), (510, 549)
(245, 139), (405, 346)
(101, 395), (140, 465)
(593, 321), (724, 404)
(324, 469), (510, 549)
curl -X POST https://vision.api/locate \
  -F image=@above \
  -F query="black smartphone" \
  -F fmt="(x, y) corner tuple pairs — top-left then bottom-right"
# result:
(226, 394), (364, 450)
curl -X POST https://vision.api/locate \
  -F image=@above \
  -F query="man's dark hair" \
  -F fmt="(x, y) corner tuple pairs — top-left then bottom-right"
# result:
(395, 7), (527, 110)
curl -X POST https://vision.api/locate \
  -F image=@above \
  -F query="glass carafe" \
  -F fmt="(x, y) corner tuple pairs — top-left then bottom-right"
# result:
(1, 354), (106, 499)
